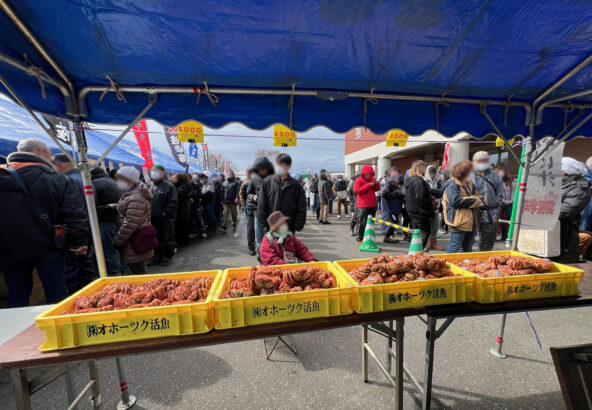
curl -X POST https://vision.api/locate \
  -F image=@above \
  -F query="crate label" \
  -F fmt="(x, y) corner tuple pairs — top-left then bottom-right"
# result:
(80, 315), (177, 343)
(387, 286), (449, 306)
(505, 281), (558, 298)
(249, 299), (321, 322)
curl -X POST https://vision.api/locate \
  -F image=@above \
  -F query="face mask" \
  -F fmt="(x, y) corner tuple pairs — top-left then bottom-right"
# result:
(278, 223), (289, 234)
(468, 172), (475, 182)
(117, 180), (131, 191)
(276, 165), (287, 176)
(192, 175), (199, 181)
(250, 173), (261, 183)
(210, 176), (218, 182)
(150, 170), (162, 180)
(337, 177), (343, 181)
(475, 162), (489, 171)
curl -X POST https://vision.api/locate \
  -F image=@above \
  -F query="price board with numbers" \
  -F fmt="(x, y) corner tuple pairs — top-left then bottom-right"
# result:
(273, 124), (297, 147)
(177, 120), (204, 143)
(386, 129), (409, 147)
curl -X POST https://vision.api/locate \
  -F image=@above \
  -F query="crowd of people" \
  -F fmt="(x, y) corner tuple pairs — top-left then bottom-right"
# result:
(1, 137), (591, 308)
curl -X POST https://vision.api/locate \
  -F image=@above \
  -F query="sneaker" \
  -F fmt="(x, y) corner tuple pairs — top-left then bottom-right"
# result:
(161, 258), (172, 267)
(383, 237), (399, 244)
(337, 215), (341, 219)
(201, 233), (208, 238)
(356, 241), (362, 245)
(249, 249), (256, 256)
(323, 221), (331, 224)
(349, 228), (355, 236)
(319, 220), (324, 224)
(219, 228), (227, 234)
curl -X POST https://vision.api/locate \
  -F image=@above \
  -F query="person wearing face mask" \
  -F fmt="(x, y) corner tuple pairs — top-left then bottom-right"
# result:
(257, 154), (307, 235)
(210, 174), (223, 227)
(220, 170), (241, 233)
(91, 166), (122, 275)
(189, 172), (207, 239)
(114, 166), (155, 274)
(200, 174), (217, 231)
(318, 171), (332, 224)
(246, 157), (275, 255)
(353, 164), (380, 244)
(333, 175), (349, 218)
(148, 164), (177, 267)
(471, 151), (504, 251)
(442, 160), (482, 253)
(259, 211), (317, 265)
(423, 165), (444, 251)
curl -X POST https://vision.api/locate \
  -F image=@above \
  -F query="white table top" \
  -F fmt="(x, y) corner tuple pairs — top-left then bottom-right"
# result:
(0, 305), (51, 345)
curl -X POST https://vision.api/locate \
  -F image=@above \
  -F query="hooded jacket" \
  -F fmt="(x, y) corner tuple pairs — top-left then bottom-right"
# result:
(257, 174), (307, 232)
(404, 175), (433, 219)
(259, 233), (316, 265)
(90, 167), (122, 223)
(222, 176), (240, 204)
(353, 165), (379, 208)
(115, 182), (154, 263)
(0, 152), (89, 259)
(380, 175), (404, 215)
(560, 174), (591, 223)
(318, 173), (333, 205)
(149, 178), (178, 218)
(246, 156), (275, 215)
(442, 178), (482, 231)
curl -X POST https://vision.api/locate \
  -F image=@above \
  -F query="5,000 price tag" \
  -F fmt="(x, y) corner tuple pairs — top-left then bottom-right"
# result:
(177, 120), (204, 143)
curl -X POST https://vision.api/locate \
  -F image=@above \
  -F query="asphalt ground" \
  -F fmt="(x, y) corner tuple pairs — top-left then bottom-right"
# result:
(1, 209), (590, 409)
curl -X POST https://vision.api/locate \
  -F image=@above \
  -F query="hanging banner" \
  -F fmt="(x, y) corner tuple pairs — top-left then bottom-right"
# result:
(164, 127), (188, 169)
(189, 143), (199, 158)
(202, 143), (209, 170)
(521, 136), (564, 231)
(273, 124), (297, 147)
(442, 143), (450, 171)
(177, 120), (204, 143)
(42, 114), (72, 145)
(223, 159), (228, 176)
(132, 120), (154, 169)
(386, 129), (408, 147)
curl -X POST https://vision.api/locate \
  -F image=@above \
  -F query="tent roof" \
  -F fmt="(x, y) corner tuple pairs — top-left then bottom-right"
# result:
(2, 1), (592, 139)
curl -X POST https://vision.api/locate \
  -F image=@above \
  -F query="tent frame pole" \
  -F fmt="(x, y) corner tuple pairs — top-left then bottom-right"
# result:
(480, 105), (523, 166)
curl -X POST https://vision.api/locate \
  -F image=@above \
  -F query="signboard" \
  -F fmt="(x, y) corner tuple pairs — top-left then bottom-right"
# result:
(42, 114), (72, 145)
(176, 120), (204, 143)
(164, 127), (188, 168)
(521, 136), (564, 231)
(273, 124), (297, 147)
(386, 129), (409, 147)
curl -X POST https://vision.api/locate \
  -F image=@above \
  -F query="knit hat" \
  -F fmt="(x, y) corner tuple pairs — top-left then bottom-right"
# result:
(561, 157), (586, 176)
(154, 164), (165, 172)
(473, 151), (490, 161)
(117, 166), (140, 183)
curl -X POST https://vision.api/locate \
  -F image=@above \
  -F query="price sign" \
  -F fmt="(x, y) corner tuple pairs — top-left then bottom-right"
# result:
(386, 129), (408, 147)
(495, 136), (515, 147)
(177, 120), (204, 143)
(273, 124), (297, 147)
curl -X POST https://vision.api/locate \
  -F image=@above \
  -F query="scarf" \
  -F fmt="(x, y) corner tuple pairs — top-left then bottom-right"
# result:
(272, 231), (291, 244)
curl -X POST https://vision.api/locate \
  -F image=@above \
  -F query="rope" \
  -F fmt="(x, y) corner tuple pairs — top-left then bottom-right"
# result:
(288, 83), (296, 130)
(196, 81), (219, 106)
(363, 87), (378, 130)
(503, 94), (514, 127)
(99, 75), (127, 102)
(434, 93), (450, 135)
(23, 54), (50, 99)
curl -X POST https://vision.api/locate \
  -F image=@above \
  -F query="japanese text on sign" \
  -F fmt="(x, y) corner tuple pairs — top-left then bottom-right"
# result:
(386, 129), (408, 147)
(177, 120), (204, 143)
(86, 317), (171, 338)
(506, 281), (557, 296)
(388, 288), (447, 304)
(251, 301), (320, 318)
(273, 124), (297, 147)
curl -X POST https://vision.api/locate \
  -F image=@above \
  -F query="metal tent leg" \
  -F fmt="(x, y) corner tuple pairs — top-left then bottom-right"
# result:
(115, 357), (137, 410)
(386, 320), (393, 373)
(88, 360), (102, 410)
(490, 314), (508, 358)
(422, 317), (437, 410)
(395, 318), (404, 410)
(362, 325), (368, 383)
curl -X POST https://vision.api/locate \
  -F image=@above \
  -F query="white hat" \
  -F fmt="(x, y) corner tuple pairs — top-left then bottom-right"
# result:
(561, 157), (586, 176)
(473, 151), (490, 161)
(117, 166), (140, 183)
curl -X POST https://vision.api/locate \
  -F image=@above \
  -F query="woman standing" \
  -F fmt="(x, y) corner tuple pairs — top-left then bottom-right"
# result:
(173, 173), (192, 246)
(442, 160), (482, 253)
(496, 167), (514, 241)
(114, 166), (155, 274)
(424, 165), (444, 251)
(404, 160), (434, 250)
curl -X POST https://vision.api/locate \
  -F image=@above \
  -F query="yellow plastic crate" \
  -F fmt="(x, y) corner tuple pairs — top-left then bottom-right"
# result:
(213, 262), (353, 329)
(35, 270), (222, 351)
(434, 251), (584, 303)
(333, 259), (474, 313)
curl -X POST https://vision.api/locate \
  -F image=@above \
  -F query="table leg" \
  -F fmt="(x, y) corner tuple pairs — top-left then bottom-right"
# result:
(386, 320), (393, 373)
(115, 357), (137, 410)
(88, 360), (102, 410)
(490, 314), (508, 359)
(362, 325), (368, 383)
(396, 318), (404, 410)
(65, 369), (74, 405)
(10, 368), (31, 410)
(422, 317), (437, 410)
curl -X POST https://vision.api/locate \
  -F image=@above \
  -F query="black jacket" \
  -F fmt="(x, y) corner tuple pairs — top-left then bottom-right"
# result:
(404, 175), (433, 220)
(175, 180), (192, 222)
(0, 152), (89, 259)
(222, 177), (240, 204)
(90, 167), (122, 223)
(149, 179), (178, 219)
(257, 175), (307, 232)
(560, 174), (591, 223)
(246, 157), (275, 216)
(214, 180), (222, 204)
(318, 174), (332, 205)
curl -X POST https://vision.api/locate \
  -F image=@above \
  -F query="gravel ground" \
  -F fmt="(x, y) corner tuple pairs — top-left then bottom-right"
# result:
(1, 209), (590, 409)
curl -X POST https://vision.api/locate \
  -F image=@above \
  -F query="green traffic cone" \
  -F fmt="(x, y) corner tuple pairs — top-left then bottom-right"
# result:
(408, 229), (423, 255)
(359, 216), (380, 253)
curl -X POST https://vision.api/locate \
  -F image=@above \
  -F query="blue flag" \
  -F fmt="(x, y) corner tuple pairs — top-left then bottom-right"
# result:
(189, 143), (199, 158)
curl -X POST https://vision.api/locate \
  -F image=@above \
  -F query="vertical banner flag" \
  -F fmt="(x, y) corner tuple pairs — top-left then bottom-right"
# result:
(42, 114), (72, 145)
(164, 127), (188, 169)
(189, 143), (199, 158)
(202, 143), (209, 170)
(224, 159), (228, 176)
(442, 143), (450, 170)
(132, 120), (154, 169)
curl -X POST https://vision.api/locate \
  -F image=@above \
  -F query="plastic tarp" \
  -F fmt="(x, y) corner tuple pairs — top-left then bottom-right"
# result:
(2, 1), (592, 138)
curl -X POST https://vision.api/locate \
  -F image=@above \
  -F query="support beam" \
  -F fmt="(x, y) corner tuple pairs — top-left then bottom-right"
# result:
(481, 107), (523, 166)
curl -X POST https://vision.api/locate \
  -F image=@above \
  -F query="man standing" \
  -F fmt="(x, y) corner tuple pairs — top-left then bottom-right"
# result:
(91, 166), (122, 275)
(318, 171), (332, 224)
(0, 139), (88, 307)
(472, 151), (504, 251)
(333, 175), (349, 218)
(220, 170), (240, 233)
(148, 164), (177, 267)
(247, 157), (275, 254)
(212, 173), (223, 227)
(257, 154), (307, 233)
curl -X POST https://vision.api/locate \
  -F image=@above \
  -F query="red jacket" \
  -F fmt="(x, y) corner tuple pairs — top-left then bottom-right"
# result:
(353, 164), (379, 208)
(259, 234), (316, 266)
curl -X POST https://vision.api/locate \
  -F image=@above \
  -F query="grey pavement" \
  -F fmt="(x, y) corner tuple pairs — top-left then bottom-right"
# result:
(1, 209), (590, 409)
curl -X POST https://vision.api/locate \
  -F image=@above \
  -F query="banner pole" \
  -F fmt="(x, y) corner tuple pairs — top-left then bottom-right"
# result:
(505, 141), (526, 248)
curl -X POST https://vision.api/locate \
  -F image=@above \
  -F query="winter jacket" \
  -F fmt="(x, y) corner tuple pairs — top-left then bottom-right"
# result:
(404, 175), (434, 220)
(318, 173), (333, 205)
(257, 174), (307, 232)
(190, 180), (203, 205)
(473, 169), (504, 209)
(353, 165), (379, 208)
(245, 157), (275, 216)
(334, 179), (347, 192)
(175, 180), (192, 222)
(560, 174), (591, 223)
(310, 177), (319, 194)
(259, 233), (316, 266)
(424, 165), (443, 206)
(380, 177), (404, 215)
(213, 180), (222, 204)
(114, 182), (154, 264)
(222, 177), (240, 204)
(0, 152), (89, 259)
(239, 179), (250, 206)
(91, 167), (121, 224)
(442, 178), (482, 232)
(149, 179), (178, 219)
(201, 180), (216, 205)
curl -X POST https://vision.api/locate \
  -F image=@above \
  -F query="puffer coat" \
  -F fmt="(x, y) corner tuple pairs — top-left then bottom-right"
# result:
(114, 182), (154, 264)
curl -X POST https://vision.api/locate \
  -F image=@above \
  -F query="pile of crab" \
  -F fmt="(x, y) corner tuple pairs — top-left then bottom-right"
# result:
(222, 266), (337, 299)
(349, 252), (457, 285)
(454, 255), (555, 278)
(61, 277), (214, 314)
